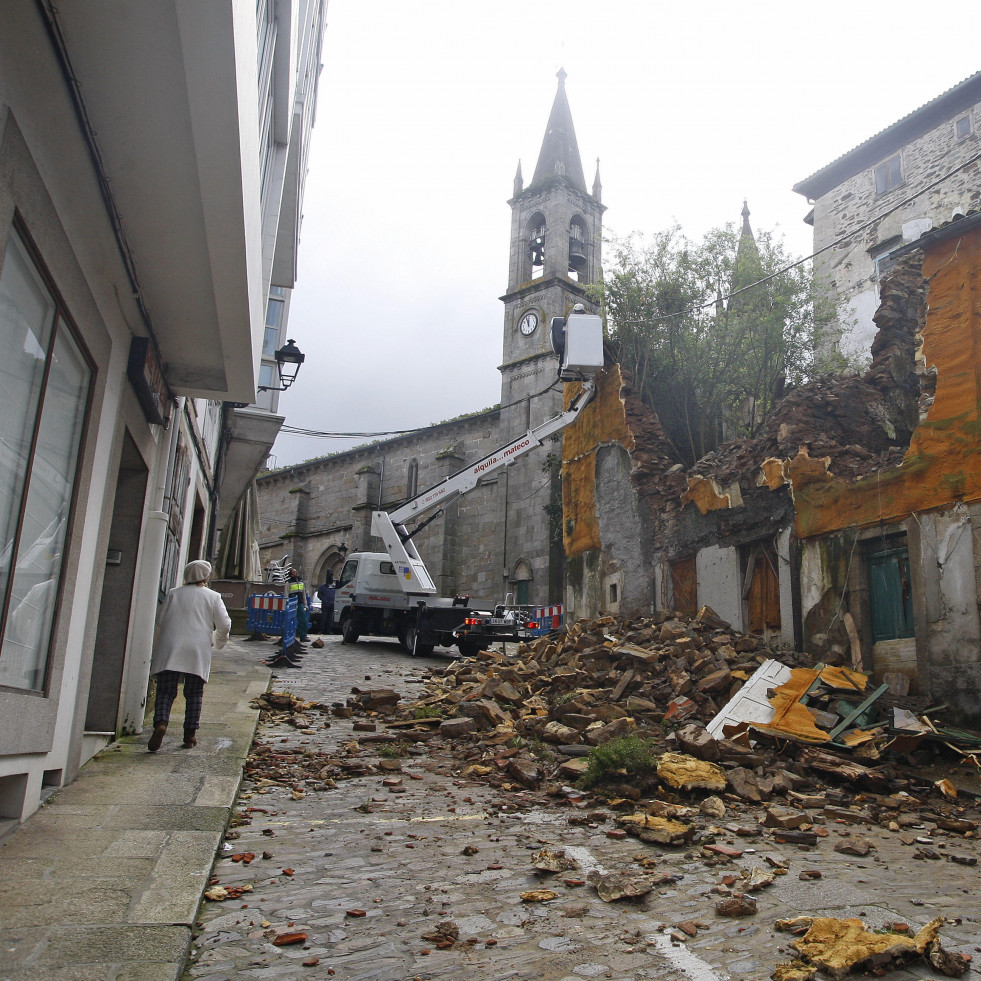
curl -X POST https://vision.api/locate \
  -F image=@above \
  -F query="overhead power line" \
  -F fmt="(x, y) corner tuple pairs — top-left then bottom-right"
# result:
(279, 380), (562, 440)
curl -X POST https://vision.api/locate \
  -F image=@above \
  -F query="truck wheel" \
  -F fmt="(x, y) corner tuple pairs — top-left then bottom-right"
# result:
(404, 624), (434, 658)
(456, 640), (481, 658)
(340, 612), (360, 644)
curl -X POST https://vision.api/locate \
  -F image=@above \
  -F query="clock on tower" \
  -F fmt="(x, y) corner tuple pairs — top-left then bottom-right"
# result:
(519, 311), (539, 336)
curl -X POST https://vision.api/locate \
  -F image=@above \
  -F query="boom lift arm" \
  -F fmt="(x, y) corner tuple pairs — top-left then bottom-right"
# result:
(370, 308), (605, 594)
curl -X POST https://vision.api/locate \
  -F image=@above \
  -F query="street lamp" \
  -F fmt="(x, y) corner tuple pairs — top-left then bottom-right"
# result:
(258, 338), (306, 392)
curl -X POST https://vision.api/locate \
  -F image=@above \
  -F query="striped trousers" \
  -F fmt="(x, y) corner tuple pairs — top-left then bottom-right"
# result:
(153, 671), (206, 731)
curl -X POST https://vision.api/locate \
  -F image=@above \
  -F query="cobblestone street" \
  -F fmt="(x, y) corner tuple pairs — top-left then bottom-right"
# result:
(184, 634), (981, 981)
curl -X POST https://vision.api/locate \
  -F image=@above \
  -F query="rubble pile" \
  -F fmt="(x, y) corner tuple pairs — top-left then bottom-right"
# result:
(249, 690), (331, 728)
(400, 607), (813, 747)
(337, 608), (981, 823)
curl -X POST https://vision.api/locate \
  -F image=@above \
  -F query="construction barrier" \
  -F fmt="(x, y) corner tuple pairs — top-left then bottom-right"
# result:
(247, 593), (297, 652)
(529, 604), (563, 636)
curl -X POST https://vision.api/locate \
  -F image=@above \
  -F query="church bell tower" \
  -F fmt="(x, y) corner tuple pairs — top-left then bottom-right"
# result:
(497, 69), (605, 604)
(501, 69), (605, 381)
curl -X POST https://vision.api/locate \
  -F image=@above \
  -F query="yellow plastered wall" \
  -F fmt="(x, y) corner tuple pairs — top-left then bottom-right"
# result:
(792, 227), (981, 538)
(562, 364), (634, 556)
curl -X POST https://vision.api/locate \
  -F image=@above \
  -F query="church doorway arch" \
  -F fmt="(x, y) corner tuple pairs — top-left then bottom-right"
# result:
(314, 544), (349, 586)
(511, 559), (533, 605)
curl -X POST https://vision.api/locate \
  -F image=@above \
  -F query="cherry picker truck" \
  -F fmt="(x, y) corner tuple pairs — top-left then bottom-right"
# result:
(332, 306), (605, 657)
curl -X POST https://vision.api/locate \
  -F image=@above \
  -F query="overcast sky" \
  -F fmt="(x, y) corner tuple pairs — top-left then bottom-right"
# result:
(269, 0), (981, 469)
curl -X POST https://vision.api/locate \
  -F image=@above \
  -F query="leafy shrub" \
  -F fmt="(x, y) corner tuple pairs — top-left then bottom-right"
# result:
(580, 734), (658, 788)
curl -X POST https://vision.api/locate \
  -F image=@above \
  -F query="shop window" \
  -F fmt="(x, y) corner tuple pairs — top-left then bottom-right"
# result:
(868, 538), (915, 641)
(0, 230), (92, 692)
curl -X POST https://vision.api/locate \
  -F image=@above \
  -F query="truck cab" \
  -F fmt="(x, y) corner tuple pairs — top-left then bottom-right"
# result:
(333, 552), (469, 655)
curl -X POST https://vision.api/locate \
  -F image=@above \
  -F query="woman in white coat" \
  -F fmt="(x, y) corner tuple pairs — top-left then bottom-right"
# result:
(148, 559), (231, 751)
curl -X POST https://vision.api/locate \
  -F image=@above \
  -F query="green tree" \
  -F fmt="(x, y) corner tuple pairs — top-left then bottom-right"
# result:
(592, 222), (825, 467)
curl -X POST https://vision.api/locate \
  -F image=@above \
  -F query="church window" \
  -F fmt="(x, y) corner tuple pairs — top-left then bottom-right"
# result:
(873, 154), (903, 196)
(955, 114), (973, 140)
(406, 459), (419, 499)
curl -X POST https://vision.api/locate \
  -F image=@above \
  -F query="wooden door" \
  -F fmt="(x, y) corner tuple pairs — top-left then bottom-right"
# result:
(670, 557), (697, 616)
(744, 540), (781, 635)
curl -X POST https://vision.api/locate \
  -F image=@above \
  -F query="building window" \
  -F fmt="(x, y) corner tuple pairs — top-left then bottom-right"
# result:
(406, 459), (419, 500)
(955, 114), (973, 140)
(265, 292), (284, 326)
(160, 437), (191, 598)
(872, 238), (901, 282)
(873, 154), (904, 196)
(868, 538), (915, 641)
(0, 230), (92, 692)
(263, 288), (286, 357)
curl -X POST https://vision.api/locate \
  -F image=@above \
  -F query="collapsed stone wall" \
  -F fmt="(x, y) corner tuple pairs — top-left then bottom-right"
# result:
(568, 254), (928, 629)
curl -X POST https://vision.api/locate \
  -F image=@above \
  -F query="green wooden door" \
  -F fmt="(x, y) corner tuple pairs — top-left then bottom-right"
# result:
(868, 544), (915, 642)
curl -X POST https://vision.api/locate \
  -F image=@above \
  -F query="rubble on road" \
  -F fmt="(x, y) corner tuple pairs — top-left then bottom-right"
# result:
(587, 869), (654, 902)
(249, 690), (331, 730)
(362, 608), (980, 812)
(773, 915), (970, 979)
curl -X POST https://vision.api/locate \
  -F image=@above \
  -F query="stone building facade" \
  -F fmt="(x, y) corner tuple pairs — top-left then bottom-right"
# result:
(794, 70), (981, 368)
(257, 71), (604, 607)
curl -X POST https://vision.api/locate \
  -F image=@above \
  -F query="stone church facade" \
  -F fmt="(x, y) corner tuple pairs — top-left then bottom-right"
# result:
(256, 71), (604, 607)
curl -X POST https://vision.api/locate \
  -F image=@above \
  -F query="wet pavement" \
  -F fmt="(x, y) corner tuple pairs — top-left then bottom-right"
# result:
(185, 633), (981, 981)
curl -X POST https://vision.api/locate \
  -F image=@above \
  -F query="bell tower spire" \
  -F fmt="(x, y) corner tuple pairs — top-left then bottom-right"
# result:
(531, 68), (586, 190)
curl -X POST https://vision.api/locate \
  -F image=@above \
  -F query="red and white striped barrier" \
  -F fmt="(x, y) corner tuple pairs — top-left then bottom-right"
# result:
(250, 595), (287, 611)
(532, 605), (563, 630)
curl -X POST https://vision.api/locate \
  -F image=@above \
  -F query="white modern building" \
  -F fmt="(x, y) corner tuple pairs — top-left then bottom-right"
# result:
(0, 0), (326, 828)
